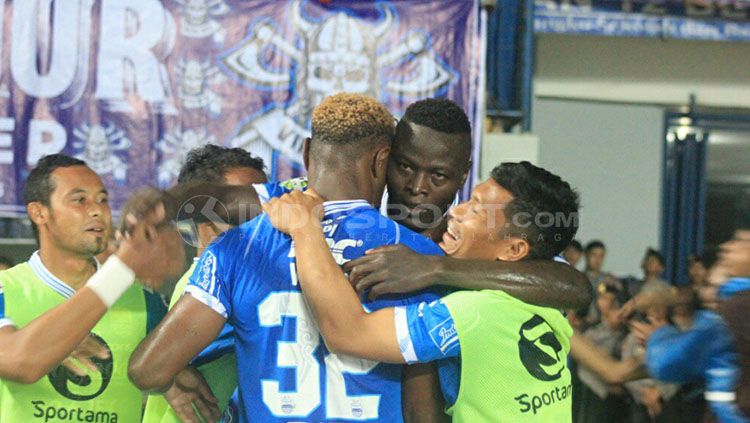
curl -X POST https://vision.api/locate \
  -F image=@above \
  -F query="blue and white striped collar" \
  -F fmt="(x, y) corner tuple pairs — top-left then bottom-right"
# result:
(323, 200), (371, 217)
(28, 251), (100, 299)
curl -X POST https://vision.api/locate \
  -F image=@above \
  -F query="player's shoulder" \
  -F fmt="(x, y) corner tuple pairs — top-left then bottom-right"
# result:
(394, 222), (444, 256)
(0, 262), (33, 287)
(253, 178), (308, 203)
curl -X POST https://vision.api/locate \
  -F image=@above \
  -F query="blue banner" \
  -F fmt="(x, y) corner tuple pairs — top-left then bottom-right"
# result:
(0, 0), (482, 215)
(535, 1), (750, 42)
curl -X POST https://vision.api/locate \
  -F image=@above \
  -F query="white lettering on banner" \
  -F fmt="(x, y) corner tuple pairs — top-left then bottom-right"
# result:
(27, 120), (67, 167)
(0, 118), (14, 165)
(11, 0), (92, 99)
(95, 0), (176, 113)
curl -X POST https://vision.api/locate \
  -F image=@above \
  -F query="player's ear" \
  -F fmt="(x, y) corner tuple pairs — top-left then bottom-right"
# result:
(27, 202), (49, 227)
(496, 237), (530, 262)
(302, 137), (312, 171)
(371, 146), (390, 180)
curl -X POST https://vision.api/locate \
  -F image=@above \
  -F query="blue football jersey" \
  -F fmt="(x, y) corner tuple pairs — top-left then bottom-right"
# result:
(186, 199), (444, 422)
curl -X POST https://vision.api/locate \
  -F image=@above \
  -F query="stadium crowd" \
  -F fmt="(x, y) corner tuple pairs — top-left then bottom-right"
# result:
(0, 93), (747, 423)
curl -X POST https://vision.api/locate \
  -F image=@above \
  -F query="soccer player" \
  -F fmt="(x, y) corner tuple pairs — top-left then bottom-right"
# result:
(0, 154), (183, 422)
(262, 161), (580, 422)
(143, 145), (267, 422)
(128, 93), (449, 422)
(341, 98), (590, 309)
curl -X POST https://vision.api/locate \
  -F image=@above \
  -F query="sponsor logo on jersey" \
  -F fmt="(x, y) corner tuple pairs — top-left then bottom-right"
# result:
(32, 400), (118, 422)
(47, 333), (113, 401)
(517, 315), (565, 382)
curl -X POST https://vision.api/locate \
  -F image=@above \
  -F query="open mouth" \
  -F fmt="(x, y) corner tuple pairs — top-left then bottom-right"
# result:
(85, 227), (106, 236)
(439, 222), (461, 255)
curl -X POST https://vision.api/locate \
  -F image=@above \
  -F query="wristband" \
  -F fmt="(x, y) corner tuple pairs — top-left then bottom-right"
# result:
(86, 255), (136, 308)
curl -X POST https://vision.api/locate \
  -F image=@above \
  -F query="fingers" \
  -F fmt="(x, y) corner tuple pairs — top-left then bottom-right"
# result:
(365, 244), (405, 255)
(355, 271), (389, 299)
(193, 397), (221, 423)
(80, 336), (110, 360)
(61, 359), (86, 377)
(368, 279), (399, 301)
(75, 356), (101, 374)
(172, 403), (199, 423)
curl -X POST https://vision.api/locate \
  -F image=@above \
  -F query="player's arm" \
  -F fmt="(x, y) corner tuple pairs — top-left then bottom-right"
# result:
(128, 295), (226, 393)
(0, 209), (180, 384)
(402, 363), (450, 423)
(263, 191), (405, 363)
(120, 184), (262, 236)
(569, 333), (647, 384)
(344, 244), (592, 309)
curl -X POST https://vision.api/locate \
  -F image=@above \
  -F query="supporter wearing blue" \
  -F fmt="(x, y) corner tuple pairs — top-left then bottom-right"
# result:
(647, 277), (750, 422)
(128, 94), (447, 422)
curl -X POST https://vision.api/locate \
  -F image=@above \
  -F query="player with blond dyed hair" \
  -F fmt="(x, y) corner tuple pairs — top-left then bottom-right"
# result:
(129, 93), (450, 422)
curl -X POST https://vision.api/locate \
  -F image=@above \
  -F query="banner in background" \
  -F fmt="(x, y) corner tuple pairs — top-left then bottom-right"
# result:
(0, 0), (482, 214)
(535, 1), (750, 42)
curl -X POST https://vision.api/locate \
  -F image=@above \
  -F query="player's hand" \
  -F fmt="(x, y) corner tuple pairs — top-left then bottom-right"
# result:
(119, 187), (177, 236)
(262, 189), (324, 237)
(115, 202), (185, 288)
(716, 230), (750, 279)
(165, 367), (220, 423)
(629, 318), (666, 346)
(640, 385), (663, 418)
(61, 334), (110, 377)
(342, 244), (436, 300)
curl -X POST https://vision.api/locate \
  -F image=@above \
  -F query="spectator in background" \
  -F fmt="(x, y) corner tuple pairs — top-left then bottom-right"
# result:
(583, 240), (620, 326)
(564, 239), (584, 267)
(0, 256), (13, 271)
(575, 281), (630, 423)
(624, 248), (671, 299)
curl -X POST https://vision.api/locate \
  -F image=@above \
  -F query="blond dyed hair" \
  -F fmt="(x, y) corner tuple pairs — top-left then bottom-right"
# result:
(311, 93), (395, 146)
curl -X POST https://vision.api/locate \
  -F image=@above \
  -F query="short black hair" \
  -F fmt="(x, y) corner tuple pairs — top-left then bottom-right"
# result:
(567, 239), (583, 252)
(398, 98), (472, 169)
(23, 154), (88, 241)
(0, 255), (13, 268)
(490, 161), (580, 260)
(177, 144), (265, 184)
(585, 240), (606, 254)
(644, 248), (666, 267)
(401, 98), (471, 135)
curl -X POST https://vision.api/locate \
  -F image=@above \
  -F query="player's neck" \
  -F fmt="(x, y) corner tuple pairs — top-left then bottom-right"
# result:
(38, 245), (97, 291)
(308, 173), (371, 204)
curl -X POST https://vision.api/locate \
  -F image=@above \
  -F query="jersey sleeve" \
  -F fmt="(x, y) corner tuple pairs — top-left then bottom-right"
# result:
(0, 282), (14, 329)
(394, 299), (461, 364)
(185, 227), (244, 319)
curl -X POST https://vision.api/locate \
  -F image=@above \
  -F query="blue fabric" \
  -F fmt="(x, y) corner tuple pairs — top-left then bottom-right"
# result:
(647, 311), (748, 422)
(719, 278), (750, 301)
(399, 300), (461, 406)
(187, 200), (444, 422)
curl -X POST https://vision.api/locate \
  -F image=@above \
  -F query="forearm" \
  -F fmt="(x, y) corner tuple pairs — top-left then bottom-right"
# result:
(292, 227), (370, 350)
(0, 257), (135, 383)
(128, 295), (225, 393)
(402, 363), (449, 423)
(0, 289), (107, 383)
(432, 257), (592, 309)
(168, 183), (261, 226)
(570, 333), (647, 384)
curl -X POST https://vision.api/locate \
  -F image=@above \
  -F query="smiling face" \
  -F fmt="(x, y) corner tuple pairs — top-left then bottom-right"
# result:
(439, 178), (527, 261)
(387, 122), (469, 232)
(32, 166), (111, 257)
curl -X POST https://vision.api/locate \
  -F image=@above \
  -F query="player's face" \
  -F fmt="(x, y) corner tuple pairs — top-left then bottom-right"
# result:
(440, 179), (518, 260)
(44, 166), (111, 257)
(642, 256), (664, 278)
(223, 166), (267, 186)
(586, 247), (605, 272)
(387, 123), (468, 232)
